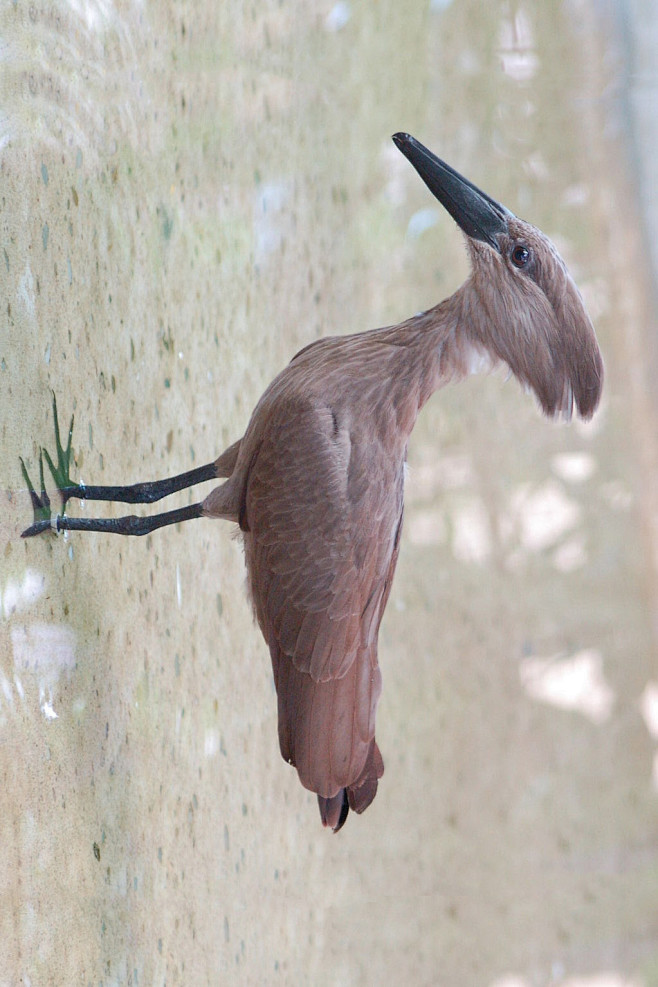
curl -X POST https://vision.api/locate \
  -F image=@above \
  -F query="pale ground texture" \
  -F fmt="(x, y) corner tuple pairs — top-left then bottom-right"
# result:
(1, 1), (658, 985)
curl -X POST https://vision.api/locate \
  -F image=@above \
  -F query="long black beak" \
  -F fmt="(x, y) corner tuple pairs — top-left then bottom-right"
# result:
(392, 133), (511, 252)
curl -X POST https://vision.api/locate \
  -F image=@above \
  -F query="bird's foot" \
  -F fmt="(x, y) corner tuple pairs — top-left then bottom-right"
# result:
(20, 393), (75, 538)
(20, 450), (54, 536)
(42, 392), (75, 508)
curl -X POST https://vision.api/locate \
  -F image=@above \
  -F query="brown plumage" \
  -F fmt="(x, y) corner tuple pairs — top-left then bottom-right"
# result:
(22, 134), (604, 831)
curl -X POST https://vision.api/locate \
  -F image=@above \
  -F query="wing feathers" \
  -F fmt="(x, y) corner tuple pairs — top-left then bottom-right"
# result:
(242, 397), (404, 824)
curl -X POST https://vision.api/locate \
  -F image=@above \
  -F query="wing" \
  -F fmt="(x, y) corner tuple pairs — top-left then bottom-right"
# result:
(242, 396), (404, 815)
(243, 398), (403, 683)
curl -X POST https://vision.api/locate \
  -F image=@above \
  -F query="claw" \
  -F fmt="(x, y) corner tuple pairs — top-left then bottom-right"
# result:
(21, 516), (57, 539)
(20, 394), (76, 538)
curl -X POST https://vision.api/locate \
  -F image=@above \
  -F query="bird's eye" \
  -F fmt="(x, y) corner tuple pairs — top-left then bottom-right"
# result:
(511, 244), (531, 268)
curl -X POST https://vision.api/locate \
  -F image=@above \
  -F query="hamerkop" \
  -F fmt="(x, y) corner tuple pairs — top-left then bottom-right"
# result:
(22, 134), (604, 831)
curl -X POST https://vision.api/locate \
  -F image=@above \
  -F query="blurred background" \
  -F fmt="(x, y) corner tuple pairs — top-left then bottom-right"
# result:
(1, 1), (657, 984)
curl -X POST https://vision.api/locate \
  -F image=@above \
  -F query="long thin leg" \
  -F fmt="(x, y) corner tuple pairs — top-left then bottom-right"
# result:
(59, 436), (243, 505)
(63, 461), (219, 506)
(22, 502), (205, 539)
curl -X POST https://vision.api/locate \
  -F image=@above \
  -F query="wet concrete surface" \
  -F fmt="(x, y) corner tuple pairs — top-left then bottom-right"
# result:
(1, 1), (657, 984)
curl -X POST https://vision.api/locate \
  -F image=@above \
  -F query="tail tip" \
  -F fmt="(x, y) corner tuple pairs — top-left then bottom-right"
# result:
(318, 789), (350, 833)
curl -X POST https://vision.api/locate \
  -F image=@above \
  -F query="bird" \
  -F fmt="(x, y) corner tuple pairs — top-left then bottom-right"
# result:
(21, 133), (604, 831)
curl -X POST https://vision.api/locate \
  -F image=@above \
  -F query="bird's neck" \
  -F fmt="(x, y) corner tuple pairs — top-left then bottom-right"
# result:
(380, 283), (493, 422)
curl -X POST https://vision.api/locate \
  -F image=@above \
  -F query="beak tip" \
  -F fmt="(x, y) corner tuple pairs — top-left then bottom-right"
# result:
(391, 132), (510, 249)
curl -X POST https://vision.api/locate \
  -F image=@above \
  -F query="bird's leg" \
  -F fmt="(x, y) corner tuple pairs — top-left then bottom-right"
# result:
(25, 501), (206, 538)
(65, 461), (219, 507)
(20, 393), (220, 539)
(68, 439), (240, 509)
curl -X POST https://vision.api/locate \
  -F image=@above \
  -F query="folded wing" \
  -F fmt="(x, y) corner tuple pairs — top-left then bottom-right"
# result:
(242, 397), (404, 825)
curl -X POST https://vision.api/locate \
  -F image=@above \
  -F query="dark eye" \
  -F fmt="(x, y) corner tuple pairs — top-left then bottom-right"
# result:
(511, 244), (531, 268)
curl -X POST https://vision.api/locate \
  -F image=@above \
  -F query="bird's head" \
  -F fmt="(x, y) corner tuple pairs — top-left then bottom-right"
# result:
(393, 133), (603, 420)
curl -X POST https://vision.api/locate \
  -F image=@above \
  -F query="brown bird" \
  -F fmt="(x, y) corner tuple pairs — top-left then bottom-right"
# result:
(22, 134), (603, 831)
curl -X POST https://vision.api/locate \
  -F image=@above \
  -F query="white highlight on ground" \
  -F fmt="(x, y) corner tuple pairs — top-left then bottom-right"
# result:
(491, 974), (642, 987)
(519, 649), (614, 724)
(2, 569), (46, 619)
(506, 480), (581, 553)
(204, 729), (220, 757)
(551, 451), (596, 484)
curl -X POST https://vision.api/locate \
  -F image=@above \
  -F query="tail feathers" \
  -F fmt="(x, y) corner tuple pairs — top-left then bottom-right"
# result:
(270, 638), (385, 830)
(317, 739), (385, 832)
(318, 789), (349, 832)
